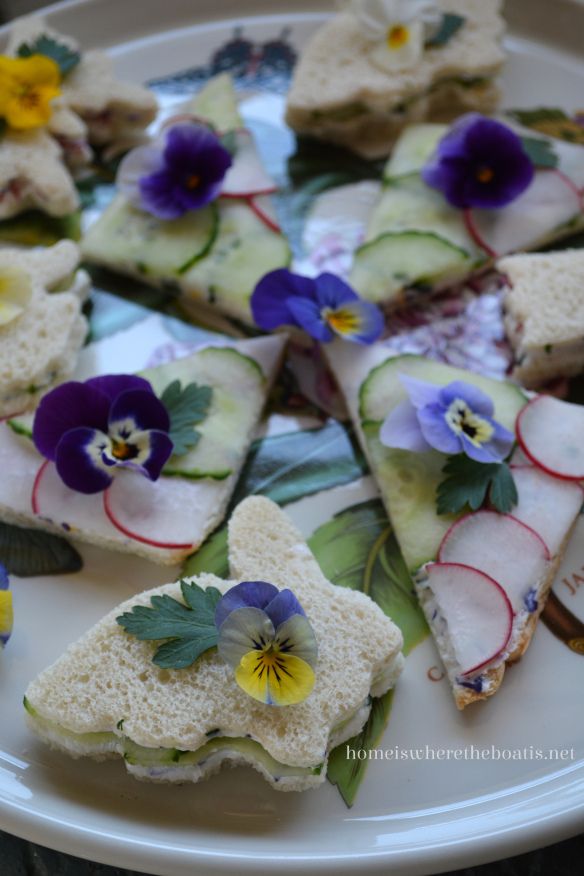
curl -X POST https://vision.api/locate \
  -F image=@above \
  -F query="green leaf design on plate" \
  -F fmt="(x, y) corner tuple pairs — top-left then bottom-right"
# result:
(0, 522), (83, 577)
(309, 499), (428, 807)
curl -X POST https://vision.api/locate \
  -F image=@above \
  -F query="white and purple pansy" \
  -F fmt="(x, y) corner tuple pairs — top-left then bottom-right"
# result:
(0, 564), (12, 650)
(380, 375), (514, 464)
(215, 580), (318, 706)
(117, 122), (233, 220)
(32, 375), (174, 495)
(251, 269), (384, 345)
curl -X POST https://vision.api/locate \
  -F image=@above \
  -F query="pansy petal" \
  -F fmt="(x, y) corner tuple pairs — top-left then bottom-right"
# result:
(235, 650), (315, 706)
(108, 389), (170, 434)
(85, 374), (153, 403)
(439, 381), (495, 417)
(274, 614), (318, 667)
(217, 606), (275, 670)
(325, 300), (384, 344)
(33, 382), (110, 461)
(109, 430), (174, 481)
(0, 589), (13, 647)
(313, 273), (358, 310)
(251, 269), (316, 331)
(215, 580), (280, 629)
(417, 404), (462, 454)
(54, 427), (114, 494)
(379, 399), (433, 452)
(131, 430), (174, 480)
(460, 434), (502, 464)
(487, 419), (515, 460)
(264, 588), (306, 629)
(399, 374), (442, 409)
(286, 295), (334, 342)
(117, 145), (165, 210)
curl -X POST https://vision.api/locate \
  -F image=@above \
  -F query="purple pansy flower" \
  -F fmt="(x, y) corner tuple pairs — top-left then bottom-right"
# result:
(380, 375), (514, 464)
(251, 269), (384, 345)
(0, 564), (12, 649)
(422, 114), (535, 209)
(215, 581), (318, 706)
(32, 375), (174, 495)
(118, 123), (232, 220)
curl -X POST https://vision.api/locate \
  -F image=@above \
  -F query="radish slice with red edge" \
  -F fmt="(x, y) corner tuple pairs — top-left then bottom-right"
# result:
(32, 460), (116, 537)
(425, 562), (513, 676)
(246, 195), (281, 234)
(510, 465), (584, 556)
(516, 395), (584, 481)
(104, 473), (197, 550)
(221, 130), (278, 198)
(438, 510), (550, 614)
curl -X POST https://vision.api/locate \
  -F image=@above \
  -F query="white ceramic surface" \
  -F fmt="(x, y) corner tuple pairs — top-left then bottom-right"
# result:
(0, 3), (583, 875)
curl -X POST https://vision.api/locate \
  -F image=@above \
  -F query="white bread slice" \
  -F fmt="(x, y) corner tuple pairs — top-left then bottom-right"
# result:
(0, 241), (89, 417)
(24, 496), (404, 791)
(0, 333), (286, 566)
(6, 15), (157, 147)
(325, 341), (582, 708)
(0, 129), (80, 220)
(285, 0), (504, 158)
(499, 249), (584, 388)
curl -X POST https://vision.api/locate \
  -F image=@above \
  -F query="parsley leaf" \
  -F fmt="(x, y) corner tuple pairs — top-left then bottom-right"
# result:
(425, 13), (465, 48)
(160, 380), (213, 458)
(520, 136), (559, 169)
(116, 579), (222, 669)
(436, 455), (518, 516)
(18, 35), (81, 77)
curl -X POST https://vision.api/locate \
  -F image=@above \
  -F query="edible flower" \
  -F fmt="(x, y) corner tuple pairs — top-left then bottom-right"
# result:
(348, 0), (441, 71)
(0, 55), (61, 130)
(421, 114), (535, 210)
(0, 564), (13, 650)
(216, 581), (318, 706)
(32, 375), (174, 494)
(251, 269), (384, 345)
(380, 375), (514, 464)
(0, 266), (32, 327)
(117, 123), (233, 220)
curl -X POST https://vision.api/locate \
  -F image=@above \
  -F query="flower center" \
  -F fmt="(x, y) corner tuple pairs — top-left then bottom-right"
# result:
(110, 439), (139, 461)
(386, 24), (410, 50)
(250, 644), (291, 683)
(323, 306), (360, 336)
(186, 174), (201, 190)
(476, 165), (495, 184)
(444, 398), (494, 447)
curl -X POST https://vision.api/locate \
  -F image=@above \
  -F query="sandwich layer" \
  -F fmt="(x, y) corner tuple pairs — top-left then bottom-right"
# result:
(24, 497), (404, 791)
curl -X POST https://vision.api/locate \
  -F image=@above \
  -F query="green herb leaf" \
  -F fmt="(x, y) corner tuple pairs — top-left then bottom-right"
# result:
(17, 35), (81, 77)
(520, 136), (559, 168)
(425, 13), (465, 48)
(511, 108), (569, 127)
(0, 522), (83, 577)
(160, 380), (213, 457)
(436, 455), (518, 516)
(116, 579), (222, 669)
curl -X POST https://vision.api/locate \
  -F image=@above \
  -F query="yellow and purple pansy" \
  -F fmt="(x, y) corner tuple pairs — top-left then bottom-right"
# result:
(32, 375), (174, 494)
(422, 114), (535, 210)
(216, 581), (318, 706)
(117, 123), (233, 220)
(251, 269), (384, 345)
(380, 375), (514, 464)
(0, 564), (13, 650)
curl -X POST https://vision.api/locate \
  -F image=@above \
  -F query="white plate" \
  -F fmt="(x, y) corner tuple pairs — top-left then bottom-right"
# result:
(1, 2), (584, 875)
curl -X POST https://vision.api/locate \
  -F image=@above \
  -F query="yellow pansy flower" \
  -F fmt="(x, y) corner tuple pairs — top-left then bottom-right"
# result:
(0, 55), (61, 131)
(0, 266), (33, 327)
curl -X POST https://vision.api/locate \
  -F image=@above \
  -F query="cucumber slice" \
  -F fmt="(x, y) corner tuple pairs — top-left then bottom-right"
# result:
(24, 697), (117, 750)
(383, 123), (447, 181)
(141, 346), (265, 480)
(365, 177), (478, 254)
(181, 200), (291, 321)
(82, 197), (219, 277)
(350, 230), (472, 305)
(188, 72), (243, 133)
(359, 355), (527, 572)
(7, 414), (33, 439)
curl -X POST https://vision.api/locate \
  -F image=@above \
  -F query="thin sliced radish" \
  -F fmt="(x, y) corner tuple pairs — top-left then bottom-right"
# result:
(516, 395), (584, 480)
(32, 460), (114, 536)
(438, 510), (550, 613)
(221, 130), (277, 198)
(104, 473), (198, 550)
(472, 170), (582, 258)
(246, 195), (281, 233)
(510, 465), (584, 555)
(425, 562), (513, 676)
